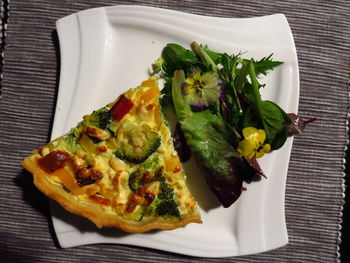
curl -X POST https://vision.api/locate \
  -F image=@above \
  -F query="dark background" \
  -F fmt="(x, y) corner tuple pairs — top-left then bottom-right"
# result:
(1, 1), (349, 262)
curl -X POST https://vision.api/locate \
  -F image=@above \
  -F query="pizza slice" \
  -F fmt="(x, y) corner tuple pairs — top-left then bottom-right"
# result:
(22, 77), (201, 233)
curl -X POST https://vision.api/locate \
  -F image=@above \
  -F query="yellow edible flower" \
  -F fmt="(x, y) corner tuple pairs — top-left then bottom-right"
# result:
(237, 127), (271, 159)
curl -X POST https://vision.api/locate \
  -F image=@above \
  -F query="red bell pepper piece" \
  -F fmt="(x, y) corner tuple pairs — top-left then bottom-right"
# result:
(109, 95), (134, 121)
(38, 150), (71, 173)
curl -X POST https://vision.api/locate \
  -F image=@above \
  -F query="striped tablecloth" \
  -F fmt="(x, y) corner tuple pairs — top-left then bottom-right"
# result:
(1, 1), (349, 262)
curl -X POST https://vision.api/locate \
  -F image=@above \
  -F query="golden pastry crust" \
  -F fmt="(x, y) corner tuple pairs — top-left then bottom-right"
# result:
(22, 156), (201, 233)
(22, 78), (201, 233)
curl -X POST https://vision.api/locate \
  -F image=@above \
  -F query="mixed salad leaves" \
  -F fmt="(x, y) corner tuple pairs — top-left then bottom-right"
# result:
(152, 41), (314, 208)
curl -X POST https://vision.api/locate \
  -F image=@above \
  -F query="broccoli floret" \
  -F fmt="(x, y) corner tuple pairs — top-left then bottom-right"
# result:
(128, 157), (162, 192)
(115, 123), (161, 164)
(146, 181), (180, 218)
(157, 199), (180, 217)
(128, 165), (180, 218)
(157, 181), (180, 217)
(83, 107), (112, 130)
(128, 169), (142, 192)
(128, 166), (179, 221)
(62, 132), (79, 154)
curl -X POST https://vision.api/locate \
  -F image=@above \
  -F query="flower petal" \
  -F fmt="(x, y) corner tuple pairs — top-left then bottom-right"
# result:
(242, 127), (257, 138)
(186, 91), (208, 108)
(256, 143), (271, 158)
(182, 82), (196, 95)
(242, 127), (259, 147)
(237, 139), (256, 159)
(257, 129), (267, 145)
(263, 143), (271, 153)
(242, 127), (268, 147)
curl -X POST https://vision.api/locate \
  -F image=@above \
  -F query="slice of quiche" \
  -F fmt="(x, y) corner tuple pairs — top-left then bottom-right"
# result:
(22, 78), (201, 233)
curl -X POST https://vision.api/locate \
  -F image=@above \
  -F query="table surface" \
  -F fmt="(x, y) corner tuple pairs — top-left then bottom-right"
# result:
(1, 1), (349, 262)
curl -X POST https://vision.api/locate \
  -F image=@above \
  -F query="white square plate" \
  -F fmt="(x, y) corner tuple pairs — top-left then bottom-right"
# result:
(51, 5), (299, 257)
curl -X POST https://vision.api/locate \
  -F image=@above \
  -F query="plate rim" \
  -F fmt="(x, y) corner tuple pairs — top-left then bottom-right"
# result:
(52, 5), (299, 258)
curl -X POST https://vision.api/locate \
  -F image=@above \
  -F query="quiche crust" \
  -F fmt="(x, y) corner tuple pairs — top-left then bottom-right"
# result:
(22, 156), (201, 233)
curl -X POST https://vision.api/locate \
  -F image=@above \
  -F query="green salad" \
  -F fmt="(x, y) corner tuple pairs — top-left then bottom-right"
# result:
(151, 41), (314, 208)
